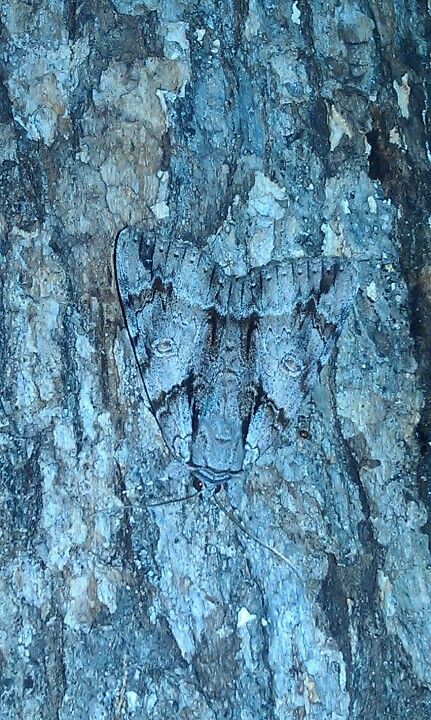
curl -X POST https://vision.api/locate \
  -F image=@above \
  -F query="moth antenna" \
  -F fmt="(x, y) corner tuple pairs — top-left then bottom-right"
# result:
(88, 491), (199, 518)
(212, 494), (301, 579)
(147, 491), (199, 508)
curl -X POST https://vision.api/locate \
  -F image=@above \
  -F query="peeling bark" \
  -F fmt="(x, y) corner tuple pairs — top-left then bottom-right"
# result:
(1, 1), (430, 718)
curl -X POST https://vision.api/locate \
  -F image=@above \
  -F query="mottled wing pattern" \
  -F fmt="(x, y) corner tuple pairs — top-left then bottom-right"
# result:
(115, 227), (358, 479)
(115, 228), (209, 460)
(254, 260), (356, 419)
(244, 260), (357, 461)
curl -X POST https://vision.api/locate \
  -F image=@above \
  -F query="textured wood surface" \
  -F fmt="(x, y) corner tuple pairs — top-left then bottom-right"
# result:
(1, 2), (430, 718)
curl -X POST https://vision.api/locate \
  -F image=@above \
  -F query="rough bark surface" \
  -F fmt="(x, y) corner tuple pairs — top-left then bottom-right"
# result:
(1, 1), (430, 719)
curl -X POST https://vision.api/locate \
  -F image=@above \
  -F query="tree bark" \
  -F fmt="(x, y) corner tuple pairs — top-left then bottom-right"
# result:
(1, 1), (430, 718)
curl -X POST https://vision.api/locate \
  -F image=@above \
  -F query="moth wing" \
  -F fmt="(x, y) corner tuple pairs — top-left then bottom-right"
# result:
(255, 259), (358, 419)
(114, 229), (215, 461)
(114, 227), (156, 368)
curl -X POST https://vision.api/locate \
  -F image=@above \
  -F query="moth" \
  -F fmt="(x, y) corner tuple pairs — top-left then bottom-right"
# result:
(114, 227), (357, 494)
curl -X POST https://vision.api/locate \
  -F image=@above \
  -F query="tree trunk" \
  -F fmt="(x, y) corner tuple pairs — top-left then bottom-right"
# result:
(1, 1), (430, 718)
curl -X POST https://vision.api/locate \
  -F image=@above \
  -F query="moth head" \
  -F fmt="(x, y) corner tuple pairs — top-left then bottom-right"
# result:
(192, 476), (204, 492)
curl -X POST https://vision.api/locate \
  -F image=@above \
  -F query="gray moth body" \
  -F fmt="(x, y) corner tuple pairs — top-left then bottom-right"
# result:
(115, 227), (358, 488)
